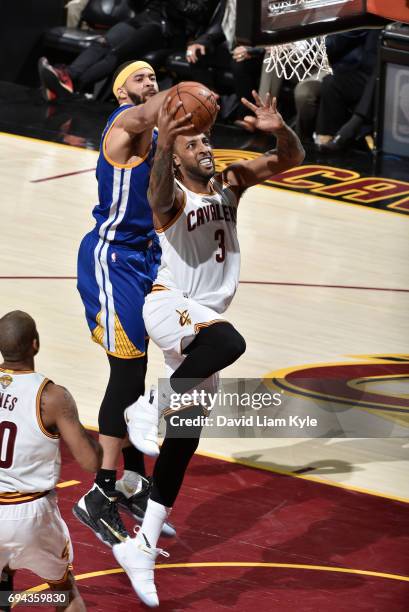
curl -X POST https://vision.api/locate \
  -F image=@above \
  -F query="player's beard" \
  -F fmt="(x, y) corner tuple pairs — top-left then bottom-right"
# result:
(128, 89), (156, 105)
(198, 160), (216, 180)
(128, 92), (143, 106)
(188, 154), (216, 180)
(184, 163), (215, 184)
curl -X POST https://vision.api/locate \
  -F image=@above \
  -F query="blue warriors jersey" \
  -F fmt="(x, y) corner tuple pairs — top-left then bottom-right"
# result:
(77, 104), (161, 358)
(93, 104), (158, 248)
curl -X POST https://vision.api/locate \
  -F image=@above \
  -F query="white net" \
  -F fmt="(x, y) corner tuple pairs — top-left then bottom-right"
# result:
(264, 36), (332, 81)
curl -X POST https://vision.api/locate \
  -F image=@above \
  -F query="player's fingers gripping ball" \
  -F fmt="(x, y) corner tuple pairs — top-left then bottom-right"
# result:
(167, 82), (219, 133)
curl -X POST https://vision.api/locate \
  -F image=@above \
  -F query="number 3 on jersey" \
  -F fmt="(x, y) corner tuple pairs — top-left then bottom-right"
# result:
(215, 229), (225, 262)
(0, 421), (17, 468)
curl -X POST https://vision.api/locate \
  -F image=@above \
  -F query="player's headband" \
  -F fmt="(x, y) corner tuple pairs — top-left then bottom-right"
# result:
(112, 61), (155, 99)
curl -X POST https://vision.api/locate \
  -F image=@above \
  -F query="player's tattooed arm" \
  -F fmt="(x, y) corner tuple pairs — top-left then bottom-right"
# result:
(272, 123), (305, 165)
(42, 383), (102, 472)
(148, 97), (194, 228)
(148, 143), (177, 214)
(223, 92), (304, 198)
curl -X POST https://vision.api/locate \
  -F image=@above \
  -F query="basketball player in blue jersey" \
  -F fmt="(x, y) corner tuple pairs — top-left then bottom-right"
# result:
(74, 61), (183, 546)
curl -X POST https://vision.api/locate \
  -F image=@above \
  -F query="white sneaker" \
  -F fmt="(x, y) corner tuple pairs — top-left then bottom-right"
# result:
(125, 387), (159, 457)
(113, 532), (169, 608)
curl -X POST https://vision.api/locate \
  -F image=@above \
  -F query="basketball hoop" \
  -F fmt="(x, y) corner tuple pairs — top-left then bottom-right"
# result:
(262, 1), (332, 80)
(264, 36), (332, 81)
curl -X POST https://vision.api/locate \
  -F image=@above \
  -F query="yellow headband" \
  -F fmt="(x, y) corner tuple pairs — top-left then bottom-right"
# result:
(113, 61), (155, 98)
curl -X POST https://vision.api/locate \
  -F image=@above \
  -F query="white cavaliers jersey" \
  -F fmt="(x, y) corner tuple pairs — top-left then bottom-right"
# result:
(155, 176), (240, 313)
(0, 369), (61, 496)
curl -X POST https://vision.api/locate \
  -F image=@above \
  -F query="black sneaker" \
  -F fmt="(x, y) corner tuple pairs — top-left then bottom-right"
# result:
(72, 483), (129, 547)
(116, 476), (176, 538)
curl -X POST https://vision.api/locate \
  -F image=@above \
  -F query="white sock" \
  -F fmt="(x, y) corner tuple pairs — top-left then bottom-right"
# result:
(137, 499), (171, 549)
(116, 470), (143, 498)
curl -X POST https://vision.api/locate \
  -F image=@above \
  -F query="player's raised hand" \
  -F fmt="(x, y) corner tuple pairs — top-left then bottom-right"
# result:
(157, 97), (195, 147)
(236, 91), (285, 134)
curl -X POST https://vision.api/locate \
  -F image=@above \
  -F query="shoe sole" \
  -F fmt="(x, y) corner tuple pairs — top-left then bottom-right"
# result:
(72, 504), (115, 548)
(118, 502), (176, 538)
(38, 59), (73, 99)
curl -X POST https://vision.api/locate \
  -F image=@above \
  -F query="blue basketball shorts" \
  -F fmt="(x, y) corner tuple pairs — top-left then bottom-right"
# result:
(77, 229), (161, 358)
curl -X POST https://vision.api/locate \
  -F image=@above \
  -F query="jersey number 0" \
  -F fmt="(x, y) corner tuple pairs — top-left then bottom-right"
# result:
(0, 421), (17, 468)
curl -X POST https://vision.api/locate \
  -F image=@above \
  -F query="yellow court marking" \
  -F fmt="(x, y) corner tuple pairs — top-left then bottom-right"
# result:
(56, 480), (81, 489)
(265, 355), (409, 379)
(24, 561), (409, 596)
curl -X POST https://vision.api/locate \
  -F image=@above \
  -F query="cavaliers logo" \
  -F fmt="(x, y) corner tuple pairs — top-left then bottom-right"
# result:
(176, 309), (192, 327)
(213, 151), (409, 215)
(61, 540), (70, 561)
(267, 354), (409, 426)
(0, 375), (13, 389)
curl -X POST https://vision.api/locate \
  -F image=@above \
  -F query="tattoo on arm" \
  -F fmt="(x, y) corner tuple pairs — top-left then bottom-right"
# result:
(60, 388), (99, 446)
(148, 144), (176, 213)
(61, 388), (80, 423)
(274, 124), (305, 162)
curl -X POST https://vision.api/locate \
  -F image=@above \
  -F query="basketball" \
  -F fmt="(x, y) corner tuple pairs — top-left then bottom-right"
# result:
(168, 81), (219, 133)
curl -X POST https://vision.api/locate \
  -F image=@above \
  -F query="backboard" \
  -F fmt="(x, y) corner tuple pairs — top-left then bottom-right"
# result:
(236, 0), (394, 46)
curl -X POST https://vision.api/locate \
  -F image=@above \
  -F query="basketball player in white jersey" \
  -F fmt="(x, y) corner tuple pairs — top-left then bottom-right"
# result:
(0, 311), (102, 611)
(114, 92), (305, 606)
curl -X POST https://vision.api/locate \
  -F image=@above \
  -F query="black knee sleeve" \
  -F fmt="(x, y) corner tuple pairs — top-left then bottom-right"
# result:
(98, 354), (147, 438)
(170, 322), (246, 394)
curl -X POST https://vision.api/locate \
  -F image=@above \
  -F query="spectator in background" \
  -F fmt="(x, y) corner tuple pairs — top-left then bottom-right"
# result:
(293, 74), (324, 143)
(184, 0), (265, 121)
(294, 30), (380, 148)
(39, 0), (218, 100)
(65, 0), (89, 28)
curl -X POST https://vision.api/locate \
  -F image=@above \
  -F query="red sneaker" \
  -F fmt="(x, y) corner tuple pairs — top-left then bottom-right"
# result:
(38, 57), (74, 100)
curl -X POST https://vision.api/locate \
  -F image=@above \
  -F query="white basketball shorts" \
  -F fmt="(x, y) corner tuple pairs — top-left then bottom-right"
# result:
(0, 491), (73, 583)
(143, 288), (225, 410)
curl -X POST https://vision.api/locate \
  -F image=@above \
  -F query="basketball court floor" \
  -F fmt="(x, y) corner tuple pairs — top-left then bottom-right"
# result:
(1, 82), (409, 609)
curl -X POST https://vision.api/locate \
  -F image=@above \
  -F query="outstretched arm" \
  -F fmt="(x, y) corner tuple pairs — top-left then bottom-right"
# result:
(148, 98), (194, 229)
(224, 92), (305, 198)
(114, 89), (170, 135)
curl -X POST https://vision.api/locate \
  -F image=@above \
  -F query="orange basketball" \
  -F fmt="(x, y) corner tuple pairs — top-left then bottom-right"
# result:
(168, 81), (218, 133)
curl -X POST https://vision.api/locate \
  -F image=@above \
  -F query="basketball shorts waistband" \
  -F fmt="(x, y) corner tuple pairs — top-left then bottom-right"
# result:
(0, 491), (50, 505)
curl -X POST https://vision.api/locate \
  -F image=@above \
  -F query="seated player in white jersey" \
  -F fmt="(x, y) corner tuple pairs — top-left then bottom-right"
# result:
(113, 92), (305, 607)
(0, 311), (102, 611)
